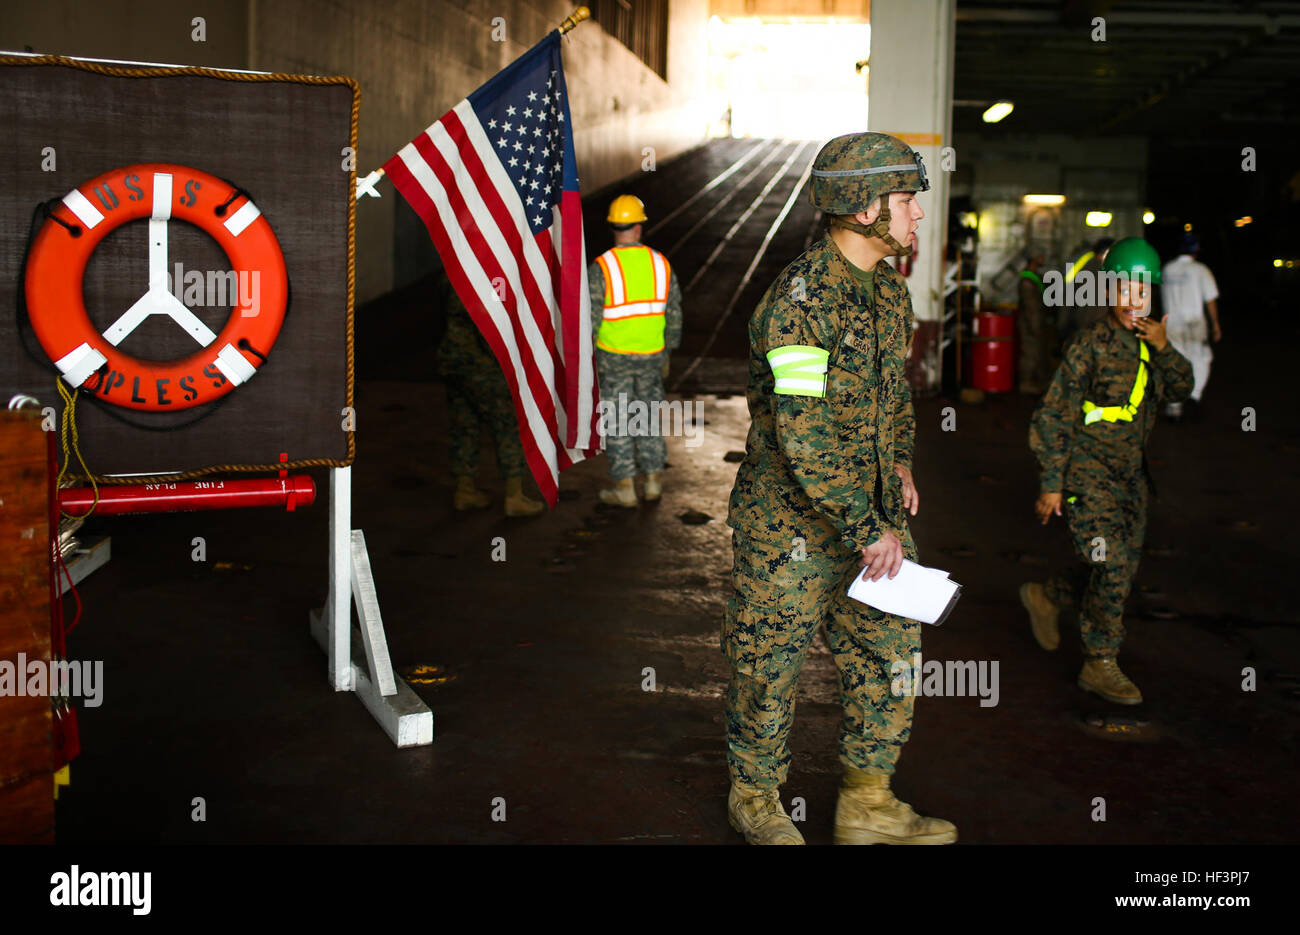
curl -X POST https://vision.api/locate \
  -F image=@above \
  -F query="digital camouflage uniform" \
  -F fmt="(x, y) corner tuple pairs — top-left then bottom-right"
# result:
(1017, 270), (1052, 392)
(725, 235), (919, 788)
(436, 276), (527, 481)
(588, 246), (683, 480)
(1029, 319), (1192, 656)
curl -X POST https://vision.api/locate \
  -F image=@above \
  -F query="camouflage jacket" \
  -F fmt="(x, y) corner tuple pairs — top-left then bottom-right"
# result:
(587, 242), (683, 353)
(728, 235), (916, 553)
(1029, 319), (1192, 494)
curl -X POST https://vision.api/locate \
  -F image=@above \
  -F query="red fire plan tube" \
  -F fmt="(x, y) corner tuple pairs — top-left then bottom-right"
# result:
(59, 476), (316, 516)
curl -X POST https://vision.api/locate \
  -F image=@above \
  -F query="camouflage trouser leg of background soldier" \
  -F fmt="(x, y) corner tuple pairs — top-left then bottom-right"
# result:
(444, 371), (526, 480)
(723, 528), (921, 788)
(596, 349), (667, 481)
(1018, 305), (1049, 390)
(1044, 480), (1147, 656)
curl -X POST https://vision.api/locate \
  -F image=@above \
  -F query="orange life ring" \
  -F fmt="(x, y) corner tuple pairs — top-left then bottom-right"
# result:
(24, 163), (288, 411)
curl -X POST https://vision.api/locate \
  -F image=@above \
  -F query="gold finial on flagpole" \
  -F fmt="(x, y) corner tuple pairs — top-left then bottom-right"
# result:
(559, 7), (590, 34)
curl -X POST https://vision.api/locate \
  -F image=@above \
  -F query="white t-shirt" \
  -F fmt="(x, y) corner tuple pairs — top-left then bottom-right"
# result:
(1161, 254), (1219, 327)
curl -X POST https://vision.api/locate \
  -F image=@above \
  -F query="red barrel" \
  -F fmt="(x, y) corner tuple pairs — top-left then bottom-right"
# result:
(970, 312), (1015, 392)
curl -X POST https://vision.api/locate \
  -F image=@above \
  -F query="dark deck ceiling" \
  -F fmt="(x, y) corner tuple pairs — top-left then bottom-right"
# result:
(954, 1), (1300, 140)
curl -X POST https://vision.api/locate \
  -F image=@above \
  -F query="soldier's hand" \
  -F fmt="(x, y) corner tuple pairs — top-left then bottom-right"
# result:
(661, 357), (670, 380)
(1035, 492), (1063, 525)
(1211, 322), (1222, 343)
(1134, 315), (1168, 350)
(860, 532), (904, 582)
(895, 464), (919, 516)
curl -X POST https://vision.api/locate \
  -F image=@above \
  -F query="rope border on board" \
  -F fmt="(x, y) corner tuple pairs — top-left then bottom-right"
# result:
(2, 54), (359, 484)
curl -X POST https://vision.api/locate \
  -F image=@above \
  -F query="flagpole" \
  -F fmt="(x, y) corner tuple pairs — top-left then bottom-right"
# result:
(357, 6), (590, 200)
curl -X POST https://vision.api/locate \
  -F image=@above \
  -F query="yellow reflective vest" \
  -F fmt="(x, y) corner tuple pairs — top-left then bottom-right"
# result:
(1082, 340), (1149, 424)
(594, 245), (672, 354)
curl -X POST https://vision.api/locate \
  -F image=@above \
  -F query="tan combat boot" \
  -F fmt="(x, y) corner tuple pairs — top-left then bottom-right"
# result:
(1019, 582), (1060, 651)
(598, 477), (638, 508)
(727, 783), (805, 845)
(453, 476), (491, 511)
(1078, 656), (1143, 705)
(833, 769), (957, 845)
(642, 472), (662, 501)
(503, 477), (544, 517)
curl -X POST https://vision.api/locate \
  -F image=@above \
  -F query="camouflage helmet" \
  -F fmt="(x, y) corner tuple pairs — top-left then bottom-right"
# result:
(809, 132), (930, 215)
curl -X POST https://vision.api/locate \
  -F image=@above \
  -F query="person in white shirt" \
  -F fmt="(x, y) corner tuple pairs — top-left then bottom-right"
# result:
(1160, 235), (1221, 419)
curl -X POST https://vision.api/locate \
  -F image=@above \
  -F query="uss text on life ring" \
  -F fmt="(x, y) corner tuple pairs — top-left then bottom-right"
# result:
(24, 163), (288, 411)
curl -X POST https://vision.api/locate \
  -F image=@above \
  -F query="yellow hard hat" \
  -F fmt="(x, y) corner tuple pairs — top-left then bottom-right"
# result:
(607, 194), (647, 225)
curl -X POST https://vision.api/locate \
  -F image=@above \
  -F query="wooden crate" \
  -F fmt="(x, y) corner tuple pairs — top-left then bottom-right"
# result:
(0, 411), (54, 844)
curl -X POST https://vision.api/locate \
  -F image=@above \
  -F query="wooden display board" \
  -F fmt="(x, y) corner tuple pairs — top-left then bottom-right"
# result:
(0, 56), (357, 481)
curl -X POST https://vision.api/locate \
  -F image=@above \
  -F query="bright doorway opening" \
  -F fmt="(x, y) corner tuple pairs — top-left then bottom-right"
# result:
(707, 17), (871, 140)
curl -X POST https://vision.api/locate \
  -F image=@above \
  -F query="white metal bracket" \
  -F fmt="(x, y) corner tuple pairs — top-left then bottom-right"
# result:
(309, 466), (433, 747)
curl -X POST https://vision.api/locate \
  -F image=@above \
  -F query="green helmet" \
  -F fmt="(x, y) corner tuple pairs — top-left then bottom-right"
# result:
(809, 132), (929, 255)
(809, 132), (929, 214)
(1101, 237), (1163, 285)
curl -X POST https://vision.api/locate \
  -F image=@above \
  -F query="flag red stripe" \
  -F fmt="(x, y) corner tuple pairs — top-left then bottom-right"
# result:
(558, 189), (587, 449)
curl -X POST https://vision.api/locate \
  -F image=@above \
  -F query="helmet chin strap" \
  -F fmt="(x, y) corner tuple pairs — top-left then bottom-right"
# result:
(829, 195), (914, 256)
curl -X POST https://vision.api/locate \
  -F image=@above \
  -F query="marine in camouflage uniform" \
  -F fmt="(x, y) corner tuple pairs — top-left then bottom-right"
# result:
(1017, 255), (1052, 393)
(723, 132), (955, 846)
(436, 273), (543, 516)
(589, 195), (683, 506)
(1023, 237), (1192, 704)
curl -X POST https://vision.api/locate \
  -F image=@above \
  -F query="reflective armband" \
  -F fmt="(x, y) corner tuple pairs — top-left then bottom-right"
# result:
(766, 345), (829, 398)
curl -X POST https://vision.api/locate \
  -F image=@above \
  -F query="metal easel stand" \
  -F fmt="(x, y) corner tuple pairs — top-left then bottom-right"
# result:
(308, 466), (433, 747)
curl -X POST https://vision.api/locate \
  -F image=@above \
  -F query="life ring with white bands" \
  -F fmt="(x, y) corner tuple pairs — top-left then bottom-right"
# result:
(24, 163), (288, 411)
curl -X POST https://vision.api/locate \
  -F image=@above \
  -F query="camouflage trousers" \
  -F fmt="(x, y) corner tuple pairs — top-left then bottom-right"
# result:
(1017, 305), (1055, 391)
(1044, 477), (1147, 656)
(443, 366), (526, 481)
(596, 348), (667, 481)
(722, 527), (921, 789)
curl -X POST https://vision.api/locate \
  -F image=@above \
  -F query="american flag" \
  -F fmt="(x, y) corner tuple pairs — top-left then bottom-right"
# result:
(382, 30), (598, 507)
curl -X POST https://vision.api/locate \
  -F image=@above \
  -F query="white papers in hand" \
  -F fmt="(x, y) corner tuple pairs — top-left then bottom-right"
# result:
(846, 559), (962, 625)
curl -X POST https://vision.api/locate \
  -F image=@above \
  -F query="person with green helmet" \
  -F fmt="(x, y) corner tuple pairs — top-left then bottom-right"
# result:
(723, 131), (955, 845)
(1022, 236), (1192, 705)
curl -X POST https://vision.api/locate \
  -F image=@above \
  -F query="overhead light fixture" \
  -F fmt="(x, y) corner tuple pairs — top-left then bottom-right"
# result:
(1142, 210), (1155, 225)
(1275, 259), (1284, 267)
(982, 101), (1014, 123)
(958, 211), (979, 229)
(1183, 223), (1193, 232)
(1234, 216), (1253, 227)
(1085, 211), (1113, 228)
(1023, 194), (1065, 206)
